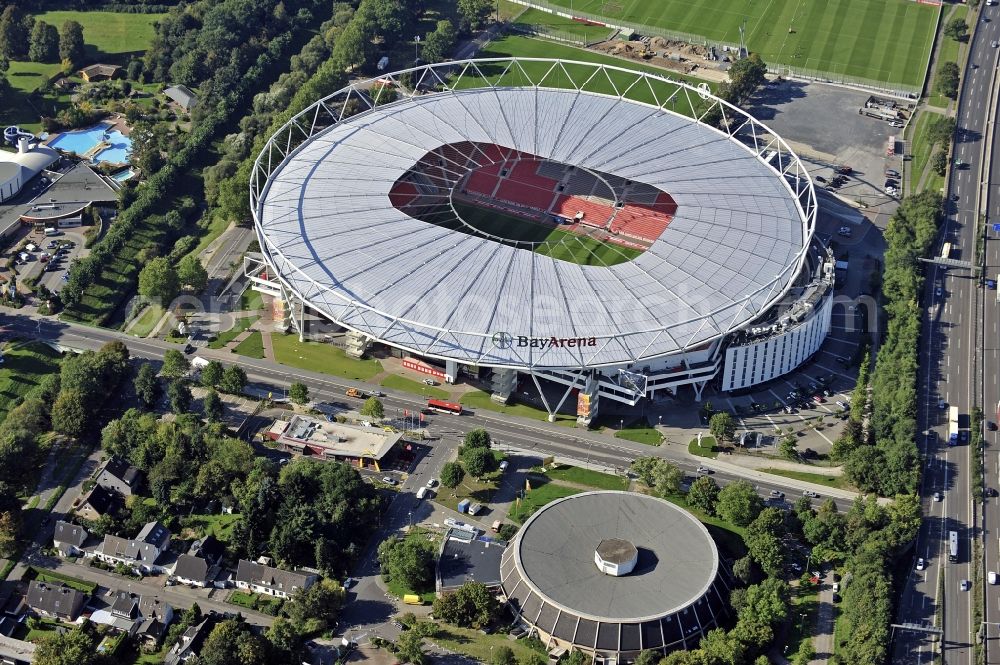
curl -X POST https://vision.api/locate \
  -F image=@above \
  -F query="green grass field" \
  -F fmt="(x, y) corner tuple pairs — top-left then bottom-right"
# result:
(541, 0), (937, 87)
(450, 201), (642, 266)
(616, 424), (662, 445)
(208, 316), (258, 349)
(909, 109), (946, 195)
(508, 479), (581, 523)
(379, 374), (449, 399)
(541, 464), (628, 490)
(514, 7), (617, 43)
(270, 333), (383, 381)
(688, 435), (719, 459)
(758, 467), (850, 489)
(459, 389), (577, 425)
(234, 331), (265, 359)
(0, 342), (62, 424)
(464, 35), (716, 116)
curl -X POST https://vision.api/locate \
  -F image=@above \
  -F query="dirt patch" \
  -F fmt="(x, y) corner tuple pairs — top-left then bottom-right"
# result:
(589, 36), (722, 77)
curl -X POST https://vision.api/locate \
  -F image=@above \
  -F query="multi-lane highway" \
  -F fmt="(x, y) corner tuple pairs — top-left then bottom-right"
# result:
(894, 3), (1000, 663)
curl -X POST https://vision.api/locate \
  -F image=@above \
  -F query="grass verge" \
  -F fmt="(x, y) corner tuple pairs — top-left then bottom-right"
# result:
(688, 435), (719, 459)
(459, 390), (576, 425)
(270, 333), (383, 381)
(234, 331), (265, 359)
(540, 464), (628, 490)
(0, 341), (63, 424)
(207, 316), (257, 349)
(128, 304), (164, 338)
(615, 425), (662, 446)
(427, 621), (549, 663)
(758, 467), (850, 490)
(227, 590), (282, 615)
(507, 475), (581, 524)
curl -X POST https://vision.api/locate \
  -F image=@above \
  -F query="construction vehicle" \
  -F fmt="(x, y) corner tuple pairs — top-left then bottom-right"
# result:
(345, 387), (366, 398)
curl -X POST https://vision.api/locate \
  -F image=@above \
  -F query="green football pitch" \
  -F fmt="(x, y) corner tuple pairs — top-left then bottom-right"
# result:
(438, 201), (643, 266)
(541, 0), (938, 88)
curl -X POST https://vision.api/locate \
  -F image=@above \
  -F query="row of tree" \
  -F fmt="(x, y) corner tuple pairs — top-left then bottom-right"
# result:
(837, 191), (942, 496)
(0, 7), (85, 67)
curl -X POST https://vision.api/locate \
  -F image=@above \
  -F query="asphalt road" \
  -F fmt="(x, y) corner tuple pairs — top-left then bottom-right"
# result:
(893, 4), (1000, 663)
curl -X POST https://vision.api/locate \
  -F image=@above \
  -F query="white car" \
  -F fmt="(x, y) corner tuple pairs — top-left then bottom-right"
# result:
(889, 121), (903, 128)
(769, 490), (785, 499)
(960, 579), (970, 591)
(381, 476), (396, 485)
(832, 582), (840, 593)
(916, 558), (926, 571)
(696, 466), (712, 475)
(423, 378), (438, 386)
(933, 491), (942, 502)
(836, 400), (848, 409)
(426, 478), (438, 488)
(803, 490), (819, 498)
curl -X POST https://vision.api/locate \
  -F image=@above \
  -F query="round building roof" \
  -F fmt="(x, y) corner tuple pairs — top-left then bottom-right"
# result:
(252, 59), (816, 372)
(509, 491), (718, 623)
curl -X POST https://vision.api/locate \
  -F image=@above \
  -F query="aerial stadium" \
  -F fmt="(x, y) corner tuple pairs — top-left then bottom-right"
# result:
(499, 491), (732, 662)
(248, 58), (833, 423)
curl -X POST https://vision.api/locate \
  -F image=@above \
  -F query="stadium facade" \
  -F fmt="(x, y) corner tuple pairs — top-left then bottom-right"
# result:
(248, 58), (832, 423)
(499, 491), (732, 662)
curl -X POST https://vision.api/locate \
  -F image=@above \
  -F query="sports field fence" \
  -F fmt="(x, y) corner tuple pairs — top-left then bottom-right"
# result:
(509, 22), (617, 47)
(766, 64), (922, 100)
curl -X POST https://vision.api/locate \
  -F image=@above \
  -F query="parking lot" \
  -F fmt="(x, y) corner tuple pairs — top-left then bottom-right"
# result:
(7, 226), (89, 297)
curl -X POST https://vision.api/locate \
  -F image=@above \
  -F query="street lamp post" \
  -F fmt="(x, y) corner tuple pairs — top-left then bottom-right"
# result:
(414, 35), (420, 63)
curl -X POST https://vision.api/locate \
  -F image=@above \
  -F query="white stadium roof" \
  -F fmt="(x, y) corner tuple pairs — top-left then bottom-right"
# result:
(254, 59), (816, 370)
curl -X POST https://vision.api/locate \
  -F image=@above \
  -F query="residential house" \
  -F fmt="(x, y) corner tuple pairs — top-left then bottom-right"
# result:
(171, 556), (209, 588)
(52, 521), (88, 557)
(107, 592), (173, 648)
(94, 457), (143, 497)
(78, 64), (122, 82)
(234, 559), (317, 599)
(163, 85), (198, 112)
(164, 613), (219, 665)
(95, 521), (171, 574)
(74, 484), (122, 521)
(25, 582), (87, 622)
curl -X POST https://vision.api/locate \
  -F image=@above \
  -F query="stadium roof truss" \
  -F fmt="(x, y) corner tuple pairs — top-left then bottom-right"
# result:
(251, 58), (817, 371)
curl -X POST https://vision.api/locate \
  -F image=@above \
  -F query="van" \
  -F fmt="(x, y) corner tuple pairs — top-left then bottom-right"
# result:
(990, 571), (998, 585)
(416, 487), (428, 500)
(44, 227), (57, 236)
(498, 460), (509, 472)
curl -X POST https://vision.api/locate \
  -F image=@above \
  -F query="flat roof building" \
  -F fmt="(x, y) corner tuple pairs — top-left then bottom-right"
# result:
(436, 528), (505, 594)
(267, 415), (401, 465)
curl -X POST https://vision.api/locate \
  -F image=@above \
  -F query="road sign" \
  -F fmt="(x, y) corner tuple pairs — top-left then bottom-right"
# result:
(993, 223), (1000, 232)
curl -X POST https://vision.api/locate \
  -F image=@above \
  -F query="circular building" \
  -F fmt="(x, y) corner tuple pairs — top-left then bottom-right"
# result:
(500, 491), (731, 662)
(250, 59), (828, 422)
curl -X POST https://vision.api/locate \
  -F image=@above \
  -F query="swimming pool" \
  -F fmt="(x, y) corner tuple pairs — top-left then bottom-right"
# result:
(112, 169), (135, 182)
(48, 123), (132, 165)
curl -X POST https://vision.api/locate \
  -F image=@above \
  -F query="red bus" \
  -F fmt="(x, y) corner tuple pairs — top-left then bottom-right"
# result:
(426, 399), (462, 415)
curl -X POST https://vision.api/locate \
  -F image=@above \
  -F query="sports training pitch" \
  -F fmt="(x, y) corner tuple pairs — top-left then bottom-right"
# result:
(542, 0), (937, 87)
(443, 201), (643, 266)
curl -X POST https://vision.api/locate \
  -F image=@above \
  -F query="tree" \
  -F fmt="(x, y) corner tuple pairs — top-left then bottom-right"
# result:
(177, 254), (209, 292)
(778, 434), (798, 461)
(634, 651), (660, 665)
(396, 630), (427, 665)
(220, 365), (247, 394)
(58, 20), (85, 69)
(560, 652), (588, 665)
(932, 149), (948, 176)
(926, 115), (957, 146)
(161, 349), (190, 379)
(490, 645), (517, 665)
(432, 581), (497, 627)
(34, 624), (97, 665)
(199, 618), (270, 665)
(944, 18), (968, 41)
(463, 428), (491, 450)
(377, 535), (434, 590)
(168, 379), (193, 414)
(732, 555), (754, 583)
(289, 382), (309, 405)
(458, 0), (493, 30)
(441, 461), (465, 488)
(745, 507), (785, 576)
(0, 6), (32, 61)
(360, 396), (384, 419)
(421, 19), (456, 63)
(463, 446), (497, 478)
(0, 510), (19, 558)
(688, 476), (721, 515)
(936, 61), (960, 99)
(201, 360), (224, 388)
(709, 412), (735, 441)
(134, 362), (160, 409)
(29, 21), (59, 63)
(138, 257), (180, 304)
(717, 479), (765, 527)
(51, 389), (88, 437)
(203, 389), (223, 422)
(726, 52), (767, 103)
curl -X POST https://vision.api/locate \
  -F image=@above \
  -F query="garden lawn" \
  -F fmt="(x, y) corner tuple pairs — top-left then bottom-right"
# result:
(234, 331), (265, 359)
(129, 304), (164, 338)
(507, 478), (581, 523)
(459, 389), (576, 425)
(32, 570), (97, 594)
(380, 374), (449, 399)
(540, 0), (937, 87)
(616, 424), (662, 446)
(181, 513), (242, 543)
(758, 468), (850, 490)
(434, 473), (500, 514)
(542, 464), (628, 490)
(239, 287), (264, 312)
(270, 334), (383, 381)
(0, 342), (63, 425)
(688, 435), (719, 459)
(227, 590), (282, 615)
(208, 316), (258, 349)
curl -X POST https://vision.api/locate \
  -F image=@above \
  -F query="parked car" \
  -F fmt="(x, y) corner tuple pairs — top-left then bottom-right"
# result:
(916, 558), (926, 571)
(960, 579), (970, 592)
(815, 175), (826, 183)
(423, 378), (438, 386)
(885, 169), (900, 178)
(832, 582), (840, 593)
(381, 476), (396, 485)
(836, 400), (848, 409)
(934, 491), (943, 502)
(989, 421), (998, 431)
(426, 478), (438, 488)
(769, 490), (785, 499)
(835, 355), (848, 365)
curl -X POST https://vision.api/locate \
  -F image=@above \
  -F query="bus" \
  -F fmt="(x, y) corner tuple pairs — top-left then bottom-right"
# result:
(949, 530), (959, 563)
(426, 399), (462, 415)
(949, 406), (960, 445)
(941, 242), (952, 260)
